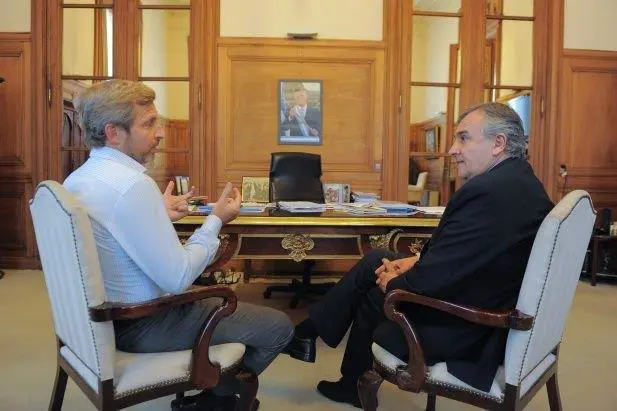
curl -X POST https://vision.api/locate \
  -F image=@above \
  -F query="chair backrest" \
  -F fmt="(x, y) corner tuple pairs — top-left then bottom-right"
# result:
(415, 172), (428, 189)
(269, 152), (325, 203)
(504, 190), (595, 387)
(29, 181), (115, 381)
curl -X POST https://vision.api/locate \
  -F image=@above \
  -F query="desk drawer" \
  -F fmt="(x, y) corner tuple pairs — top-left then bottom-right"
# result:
(235, 234), (362, 261)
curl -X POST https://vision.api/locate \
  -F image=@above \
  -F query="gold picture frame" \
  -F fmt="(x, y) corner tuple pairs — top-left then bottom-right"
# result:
(241, 177), (270, 203)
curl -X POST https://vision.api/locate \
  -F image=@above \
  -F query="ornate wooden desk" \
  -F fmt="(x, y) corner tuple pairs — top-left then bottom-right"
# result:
(174, 210), (441, 278)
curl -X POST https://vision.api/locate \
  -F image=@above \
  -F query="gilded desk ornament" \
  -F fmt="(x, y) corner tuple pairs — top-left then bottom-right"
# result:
(408, 238), (427, 255)
(369, 229), (402, 250)
(281, 234), (315, 262)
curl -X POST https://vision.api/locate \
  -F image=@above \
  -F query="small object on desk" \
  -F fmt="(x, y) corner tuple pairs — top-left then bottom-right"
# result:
(374, 200), (418, 215)
(415, 206), (446, 216)
(351, 192), (380, 203)
(240, 202), (267, 213)
(336, 203), (387, 215)
(287, 32), (318, 40)
(278, 201), (326, 213)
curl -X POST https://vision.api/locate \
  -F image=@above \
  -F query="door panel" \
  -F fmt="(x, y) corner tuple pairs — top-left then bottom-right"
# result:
(557, 52), (617, 216)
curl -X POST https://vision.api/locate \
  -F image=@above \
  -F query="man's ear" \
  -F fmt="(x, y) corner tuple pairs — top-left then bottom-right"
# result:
(104, 123), (121, 146)
(492, 133), (507, 155)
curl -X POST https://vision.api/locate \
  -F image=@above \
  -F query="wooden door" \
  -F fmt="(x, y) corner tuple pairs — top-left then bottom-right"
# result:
(555, 52), (617, 217)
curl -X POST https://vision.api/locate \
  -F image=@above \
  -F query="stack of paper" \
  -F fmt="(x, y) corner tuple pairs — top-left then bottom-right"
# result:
(278, 201), (326, 213)
(193, 202), (269, 214)
(240, 202), (267, 213)
(374, 201), (418, 215)
(352, 192), (380, 203)
(416, 206), (446, 215)
(334, 203), (388, 215)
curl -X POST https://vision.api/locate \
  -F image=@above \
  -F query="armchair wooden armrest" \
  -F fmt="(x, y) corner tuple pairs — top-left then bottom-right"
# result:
(385, 289), (534, 330)
(381, 289), (534, 392)
(89, 285), (236, 322)
(89, 285), (238, 390)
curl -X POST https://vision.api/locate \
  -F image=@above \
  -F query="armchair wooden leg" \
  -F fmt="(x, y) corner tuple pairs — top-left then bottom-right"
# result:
(546, 374), (563, 411)
(358, 370), (383, 411)
(425, 393), (436, 411)
(236, 368), (259, 411)
(49, 364), (68, 411)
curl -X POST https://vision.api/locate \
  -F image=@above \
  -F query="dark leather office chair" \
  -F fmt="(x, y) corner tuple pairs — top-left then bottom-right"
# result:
(263, 152), (335, 308)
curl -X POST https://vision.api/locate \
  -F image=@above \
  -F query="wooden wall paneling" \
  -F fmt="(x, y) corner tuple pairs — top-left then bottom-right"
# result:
(459, 0), (486, 110)
(0, 34), (37, 269)
(386, 0), (409, 202)
(557, 50), (617, 216)
(215, 40), (386, 197)
(200, 0), (219, 198)
(527, 0), (554, 188)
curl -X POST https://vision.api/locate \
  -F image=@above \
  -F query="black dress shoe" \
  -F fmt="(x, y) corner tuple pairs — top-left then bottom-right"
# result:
(316, 379), (365, 409)
(170, 390), (239, 411)
(283, 335), (316, 363)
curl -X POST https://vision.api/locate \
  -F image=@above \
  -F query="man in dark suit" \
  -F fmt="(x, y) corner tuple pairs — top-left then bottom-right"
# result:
(283, 102), (553, 408)
(281, 87), (321, 137)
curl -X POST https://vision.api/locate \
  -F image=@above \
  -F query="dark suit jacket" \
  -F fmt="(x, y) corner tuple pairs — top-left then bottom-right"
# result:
(282, 106), (322, 137)
(386, 157), (553, 391)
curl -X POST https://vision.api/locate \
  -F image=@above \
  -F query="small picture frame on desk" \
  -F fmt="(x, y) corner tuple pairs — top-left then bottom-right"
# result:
(324, 183), (350, 203)
(241, 177), (270, 203)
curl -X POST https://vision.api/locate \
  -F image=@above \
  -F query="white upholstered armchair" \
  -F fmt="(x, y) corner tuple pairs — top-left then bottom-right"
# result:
(359, 190), (595, 410)
(30, 181), (257, 411)
(407, 171), (428, 204)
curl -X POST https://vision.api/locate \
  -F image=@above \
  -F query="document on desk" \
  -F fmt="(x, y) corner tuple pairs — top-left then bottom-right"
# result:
(415, 206), (446, 215)
(240, 202), (268, 213)
(278, 201), (326, 213)
(191, 202), (269, 214)
(373, 201), (418, 215)
(333, 203), (388, 215)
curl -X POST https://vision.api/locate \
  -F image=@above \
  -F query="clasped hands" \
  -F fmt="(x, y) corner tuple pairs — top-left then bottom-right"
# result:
(375, 255), (419, 293)
(163, 181), (241, 223)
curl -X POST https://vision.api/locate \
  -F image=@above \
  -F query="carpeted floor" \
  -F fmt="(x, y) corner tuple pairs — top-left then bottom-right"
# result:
(1, 269), (616, 410)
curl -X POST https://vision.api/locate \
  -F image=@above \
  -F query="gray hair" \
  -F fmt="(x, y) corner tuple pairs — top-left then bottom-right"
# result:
(74, 80), (156, 148)
(457, 102), (527, 159)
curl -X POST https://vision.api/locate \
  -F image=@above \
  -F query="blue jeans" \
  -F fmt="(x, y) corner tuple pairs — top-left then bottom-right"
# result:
(114, 299), (294, 393)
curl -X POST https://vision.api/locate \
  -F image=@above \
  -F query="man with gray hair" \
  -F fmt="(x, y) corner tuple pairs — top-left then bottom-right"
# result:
(64, 79), (293, 410)
(283, 102), (553, 408)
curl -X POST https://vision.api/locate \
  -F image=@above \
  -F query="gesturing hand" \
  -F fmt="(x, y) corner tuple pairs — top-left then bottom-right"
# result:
(212, 182), (241, 224)
(163, 181), (195, 222)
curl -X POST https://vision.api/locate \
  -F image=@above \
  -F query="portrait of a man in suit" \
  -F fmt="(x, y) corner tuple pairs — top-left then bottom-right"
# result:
(279, 80), (322, 145)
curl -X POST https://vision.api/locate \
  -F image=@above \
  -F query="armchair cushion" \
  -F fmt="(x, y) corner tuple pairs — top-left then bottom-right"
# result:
(60, 343), (246, 397)
(372, 343), (556, 402)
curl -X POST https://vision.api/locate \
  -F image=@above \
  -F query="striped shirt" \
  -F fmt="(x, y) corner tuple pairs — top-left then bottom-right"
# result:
(64, 147), (222, 303)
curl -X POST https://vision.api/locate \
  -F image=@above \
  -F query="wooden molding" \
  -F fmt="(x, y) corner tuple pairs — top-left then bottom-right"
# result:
(215, 42), (385, 196)
(555, 50), (617, 215)
(217, 37), (386, 50)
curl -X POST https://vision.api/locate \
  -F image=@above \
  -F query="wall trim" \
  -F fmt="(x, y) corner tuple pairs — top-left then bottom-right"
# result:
(217, 37), (386, 49)
(0, 33), (31, 41)
(562, 49), (617, 59)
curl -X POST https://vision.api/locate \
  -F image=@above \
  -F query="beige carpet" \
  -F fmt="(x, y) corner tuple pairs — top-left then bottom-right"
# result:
(1, 269), (616, 410)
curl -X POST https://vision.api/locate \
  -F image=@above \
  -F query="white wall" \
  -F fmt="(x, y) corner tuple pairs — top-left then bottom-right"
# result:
(0, 0), (29, 32)
(164, 11), (189, 120)
(500, 0), (533, 88)
(220, 0), (383, 40)
(410, 17), (458, 123)
(62, 9), (94, 76)
(564, 0), (617, 51)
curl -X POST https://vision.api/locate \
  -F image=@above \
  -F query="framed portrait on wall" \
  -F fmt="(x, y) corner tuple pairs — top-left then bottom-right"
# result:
(425, 126), (438, 153)
(278, 80), (323, 145)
